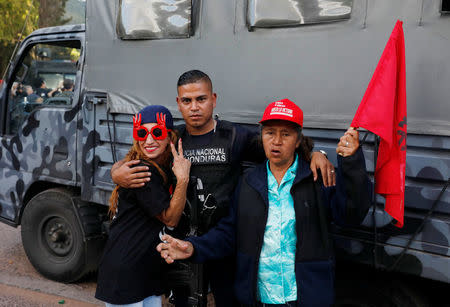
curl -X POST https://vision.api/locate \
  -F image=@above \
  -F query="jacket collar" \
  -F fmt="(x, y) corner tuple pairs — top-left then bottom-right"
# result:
(245, 156), (312, 204)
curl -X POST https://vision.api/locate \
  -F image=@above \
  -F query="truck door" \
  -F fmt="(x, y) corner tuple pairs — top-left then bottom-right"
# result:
(0, 38), (82, 225)
(79, 93), (132, 206)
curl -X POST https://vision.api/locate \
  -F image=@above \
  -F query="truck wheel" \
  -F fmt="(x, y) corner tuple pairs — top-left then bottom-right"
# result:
(21, 188), (90, 282)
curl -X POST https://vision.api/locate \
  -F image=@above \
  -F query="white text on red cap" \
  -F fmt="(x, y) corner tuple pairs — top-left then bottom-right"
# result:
(269, 103), (294, 117)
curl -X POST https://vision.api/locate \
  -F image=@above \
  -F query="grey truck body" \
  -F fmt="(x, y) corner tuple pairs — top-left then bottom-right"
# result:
(0, 0), (448, 299)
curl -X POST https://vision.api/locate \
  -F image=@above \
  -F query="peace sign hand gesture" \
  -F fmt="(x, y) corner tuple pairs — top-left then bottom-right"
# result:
(171, 138), (191, 184)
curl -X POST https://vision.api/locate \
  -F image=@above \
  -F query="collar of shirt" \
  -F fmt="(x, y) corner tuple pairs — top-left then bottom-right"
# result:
(266, 154), (299, 189)
(258, 154), (299, 304)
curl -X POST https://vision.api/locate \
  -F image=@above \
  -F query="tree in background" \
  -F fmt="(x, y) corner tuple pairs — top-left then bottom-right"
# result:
(0, 0), (39, 78)
(0, 0), (76, 79)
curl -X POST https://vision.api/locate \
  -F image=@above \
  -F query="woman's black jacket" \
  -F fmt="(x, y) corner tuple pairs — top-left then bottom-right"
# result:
(187, 148), (372, 306)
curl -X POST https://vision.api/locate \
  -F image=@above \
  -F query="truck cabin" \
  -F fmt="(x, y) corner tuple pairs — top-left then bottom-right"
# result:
(6, 41), (80, 135)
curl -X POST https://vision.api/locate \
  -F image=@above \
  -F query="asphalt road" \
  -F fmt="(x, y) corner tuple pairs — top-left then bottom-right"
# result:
(0, 222), (213, 307)
(0, 222), (102, 306)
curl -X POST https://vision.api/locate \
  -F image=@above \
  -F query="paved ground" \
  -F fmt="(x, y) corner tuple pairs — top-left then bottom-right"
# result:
(0, 222), (101, 306)
(0, 222), (214, 306)
(0, 283), (99, 307)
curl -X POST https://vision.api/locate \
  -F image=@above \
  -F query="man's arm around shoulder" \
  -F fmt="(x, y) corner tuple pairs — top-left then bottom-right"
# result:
(110, 159), (151, 188)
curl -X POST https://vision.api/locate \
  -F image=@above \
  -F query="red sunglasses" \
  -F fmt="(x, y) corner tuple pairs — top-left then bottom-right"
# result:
(133, 113), (170, 141)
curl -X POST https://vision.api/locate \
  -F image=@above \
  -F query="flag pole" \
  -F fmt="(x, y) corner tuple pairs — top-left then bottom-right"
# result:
(372, 134), (379, 270)
(357, 130), (379, 269)
(388, 177), (450, 271)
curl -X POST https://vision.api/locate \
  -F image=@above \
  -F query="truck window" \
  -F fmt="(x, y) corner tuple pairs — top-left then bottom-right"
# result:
(443, 0), (450, 13)
(7, 41), (80, 135)
(116, 0), (193, 39)
(247, 0), (352, 29)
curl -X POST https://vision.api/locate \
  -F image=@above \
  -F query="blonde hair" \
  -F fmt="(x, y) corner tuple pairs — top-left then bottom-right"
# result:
(108, 130), (178, 219)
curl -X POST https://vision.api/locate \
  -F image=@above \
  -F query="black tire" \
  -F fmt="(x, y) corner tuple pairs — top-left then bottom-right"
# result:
(21, 188), (90, 282)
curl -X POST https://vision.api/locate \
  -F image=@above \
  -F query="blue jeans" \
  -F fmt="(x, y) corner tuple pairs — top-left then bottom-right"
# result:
(105, 295), (162, 307)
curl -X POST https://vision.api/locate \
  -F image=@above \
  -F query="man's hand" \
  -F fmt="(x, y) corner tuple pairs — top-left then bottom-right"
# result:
(310, 152), (336, 187)
(157, 234), (194, 264)
(110, 159), (151, 188)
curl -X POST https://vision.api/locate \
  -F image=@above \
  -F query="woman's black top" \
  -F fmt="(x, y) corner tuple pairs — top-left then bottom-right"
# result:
(95, 163), (173, 304)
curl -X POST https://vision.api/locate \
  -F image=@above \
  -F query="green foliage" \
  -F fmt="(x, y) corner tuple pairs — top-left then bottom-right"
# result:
(0, 0), (39, 43)
(0, 0), (39, 78)
(0, 0), (83, 78)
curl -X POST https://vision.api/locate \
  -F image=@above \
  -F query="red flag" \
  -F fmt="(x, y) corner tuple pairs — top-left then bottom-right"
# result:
(351, 20), (407, 227)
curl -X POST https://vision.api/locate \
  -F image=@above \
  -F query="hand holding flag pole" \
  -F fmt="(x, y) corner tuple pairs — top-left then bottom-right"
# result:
(351, 20), (407, 228)
(336, 127), (359, 157)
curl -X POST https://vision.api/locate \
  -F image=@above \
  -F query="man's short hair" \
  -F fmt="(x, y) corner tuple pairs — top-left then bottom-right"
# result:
(63, 79), (74, 90)
(34, 77), (45, 89)
(177, 70), (213, 91)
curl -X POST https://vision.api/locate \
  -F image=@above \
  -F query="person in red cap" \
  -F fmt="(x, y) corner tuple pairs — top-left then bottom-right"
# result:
(156, 99), (372, 307)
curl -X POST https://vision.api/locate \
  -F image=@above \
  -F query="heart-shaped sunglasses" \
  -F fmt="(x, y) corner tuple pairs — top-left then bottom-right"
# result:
(133, 113), (171, 141)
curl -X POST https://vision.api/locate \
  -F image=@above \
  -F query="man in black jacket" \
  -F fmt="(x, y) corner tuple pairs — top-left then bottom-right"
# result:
(157, 99), (372, 307)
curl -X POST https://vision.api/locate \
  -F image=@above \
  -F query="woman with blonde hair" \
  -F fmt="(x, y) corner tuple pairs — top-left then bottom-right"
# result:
(96, 105), (191, 307)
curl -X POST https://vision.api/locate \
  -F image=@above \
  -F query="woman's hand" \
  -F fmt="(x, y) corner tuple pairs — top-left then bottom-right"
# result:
(171, 138), (191, 184)
(336, 128), (359, 157)
(157, 234), (194, 264)
(157, 140), (190, 227)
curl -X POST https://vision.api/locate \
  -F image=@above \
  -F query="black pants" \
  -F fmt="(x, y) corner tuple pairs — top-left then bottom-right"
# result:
(206, 256), (239, 307)
(173, 256), (238, 307)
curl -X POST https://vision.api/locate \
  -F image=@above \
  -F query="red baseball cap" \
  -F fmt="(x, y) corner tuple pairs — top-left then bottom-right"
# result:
(259, 98), (303, 127)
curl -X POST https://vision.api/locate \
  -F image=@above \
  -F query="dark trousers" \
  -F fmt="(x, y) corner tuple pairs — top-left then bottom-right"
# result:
(173, 256), (238, 307)
(206, 256), (239, 307)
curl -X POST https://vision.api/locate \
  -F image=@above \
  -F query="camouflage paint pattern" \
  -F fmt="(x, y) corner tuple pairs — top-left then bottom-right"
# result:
(0, 26), (85, 225)
(308, 129), (450, 284)
(0, 18), (449, 288)
(0, 106), (79, 222)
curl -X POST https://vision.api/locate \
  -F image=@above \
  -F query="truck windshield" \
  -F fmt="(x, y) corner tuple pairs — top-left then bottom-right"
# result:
(7, 41), (81, 135)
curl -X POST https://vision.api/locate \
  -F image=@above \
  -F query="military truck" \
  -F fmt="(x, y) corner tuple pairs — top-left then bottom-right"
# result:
(0, 0), (448, 305)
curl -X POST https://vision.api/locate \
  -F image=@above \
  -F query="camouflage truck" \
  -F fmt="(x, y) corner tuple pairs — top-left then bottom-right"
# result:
(0, 0), (449, 305)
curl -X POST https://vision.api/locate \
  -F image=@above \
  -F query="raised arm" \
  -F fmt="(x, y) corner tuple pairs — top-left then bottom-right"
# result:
(325, 127), (372, 225)
(156, 139), (190, 227)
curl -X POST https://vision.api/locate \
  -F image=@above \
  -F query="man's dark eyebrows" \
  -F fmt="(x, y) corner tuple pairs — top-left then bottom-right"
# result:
(196, 95), (207, 100)
(180, 97), (192, 101)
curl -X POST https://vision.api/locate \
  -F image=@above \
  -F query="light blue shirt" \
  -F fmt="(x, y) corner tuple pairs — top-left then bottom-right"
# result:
(257, 155), (298, 304)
